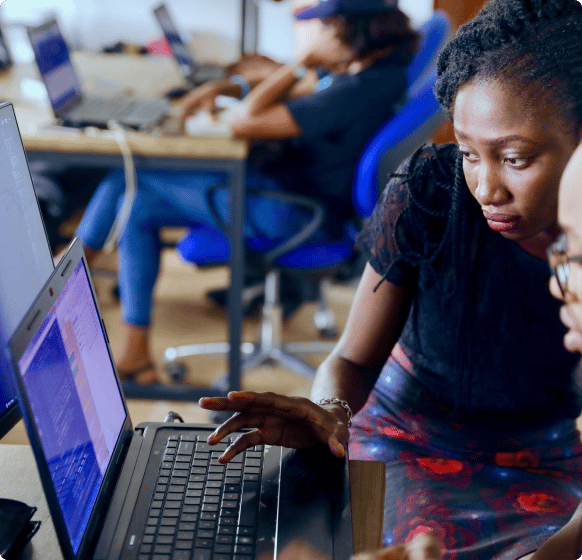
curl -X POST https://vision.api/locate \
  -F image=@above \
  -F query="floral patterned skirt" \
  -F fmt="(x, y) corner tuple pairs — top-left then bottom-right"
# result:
(349, 354), (582, 560)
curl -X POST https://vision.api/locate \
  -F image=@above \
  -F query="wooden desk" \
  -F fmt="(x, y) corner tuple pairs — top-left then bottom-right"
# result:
(0, 444), (384, 558)
(0, 53), (248, 401)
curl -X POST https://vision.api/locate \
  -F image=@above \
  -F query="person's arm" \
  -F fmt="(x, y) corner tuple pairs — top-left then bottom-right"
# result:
(199, 263), (414, 460)
(228, 25), (355, 139)
(228, 63), (306, 138)
(351, 533), (443, 560)
(529, 500), (582, 559)
(310, 262), (414, 423)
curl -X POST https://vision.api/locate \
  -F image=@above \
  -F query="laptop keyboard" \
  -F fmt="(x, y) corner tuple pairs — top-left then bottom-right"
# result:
(68, 97), (132, 121)
(138, 433), (264, 560)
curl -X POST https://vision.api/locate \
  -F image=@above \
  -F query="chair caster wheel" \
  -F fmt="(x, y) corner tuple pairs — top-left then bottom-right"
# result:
(165, 361), (187, 382)
(319, 327), (338, 339)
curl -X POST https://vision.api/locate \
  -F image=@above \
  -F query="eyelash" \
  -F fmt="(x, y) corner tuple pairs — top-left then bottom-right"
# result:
(459, 151), (531, 168)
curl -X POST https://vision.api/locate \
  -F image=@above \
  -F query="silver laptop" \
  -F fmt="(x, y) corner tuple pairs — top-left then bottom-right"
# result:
(8, 237), (354, 560)
(27, 19), (169, 130)
(153, 4), (225, 89)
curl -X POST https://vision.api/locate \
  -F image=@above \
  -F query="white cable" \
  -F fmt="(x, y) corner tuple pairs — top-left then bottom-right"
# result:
(102, 120), (137, 253)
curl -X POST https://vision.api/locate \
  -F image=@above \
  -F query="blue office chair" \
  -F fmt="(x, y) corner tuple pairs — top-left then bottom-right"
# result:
(164, 68), (447, 380)
(406, 10), (451, 90)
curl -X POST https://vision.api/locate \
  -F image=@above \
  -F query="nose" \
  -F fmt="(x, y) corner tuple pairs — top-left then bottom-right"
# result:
(474, 163), (510, 206)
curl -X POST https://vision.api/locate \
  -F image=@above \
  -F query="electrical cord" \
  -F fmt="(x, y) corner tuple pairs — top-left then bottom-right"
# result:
(102, 120), (137, 252)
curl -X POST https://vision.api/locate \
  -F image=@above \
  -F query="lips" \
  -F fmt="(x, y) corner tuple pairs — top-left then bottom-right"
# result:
(482, 210), (522, 232)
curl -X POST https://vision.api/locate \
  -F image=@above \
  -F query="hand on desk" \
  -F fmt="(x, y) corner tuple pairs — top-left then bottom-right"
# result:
(180, 81), (232, 119)
(198, 391), (350, 462)
(351, 534), (443, 560)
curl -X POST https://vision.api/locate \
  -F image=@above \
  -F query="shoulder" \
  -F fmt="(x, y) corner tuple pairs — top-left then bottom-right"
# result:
(383, 143), (460, 212)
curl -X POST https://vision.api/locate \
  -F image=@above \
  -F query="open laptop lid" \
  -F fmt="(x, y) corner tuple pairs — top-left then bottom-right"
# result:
(27, 18), (84, 117)
(0, 101), (55, 438)
(153, 3), (197, 79)
(0, 27), (12, 72)
(8, 238), (133, 560)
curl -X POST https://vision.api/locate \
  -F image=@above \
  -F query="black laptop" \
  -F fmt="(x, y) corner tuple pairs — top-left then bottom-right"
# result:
(27, 19), (170, 130)
(153, 4), (225, 89)
(7, 238), (354, 560)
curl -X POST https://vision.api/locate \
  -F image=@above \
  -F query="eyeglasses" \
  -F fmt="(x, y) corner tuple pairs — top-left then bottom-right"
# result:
(547, 233), (582, 298)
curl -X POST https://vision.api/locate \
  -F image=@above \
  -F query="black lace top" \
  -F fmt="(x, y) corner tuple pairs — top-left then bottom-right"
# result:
(358, 143), (581, 422)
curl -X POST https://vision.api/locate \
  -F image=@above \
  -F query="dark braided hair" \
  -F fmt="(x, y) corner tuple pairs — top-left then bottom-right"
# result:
(435, 0), (582, 134)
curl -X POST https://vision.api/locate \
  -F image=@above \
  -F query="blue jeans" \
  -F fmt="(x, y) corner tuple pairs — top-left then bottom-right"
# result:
(76, 168), (308, 327)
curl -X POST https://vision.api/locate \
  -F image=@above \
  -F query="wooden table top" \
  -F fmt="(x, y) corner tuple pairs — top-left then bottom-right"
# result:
(0, 52), (247, 160)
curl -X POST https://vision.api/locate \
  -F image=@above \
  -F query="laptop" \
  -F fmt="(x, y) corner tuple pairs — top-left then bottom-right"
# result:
(153, 3), (225, 92)
(0, 27), (12, 72)
(27, 19), (170, 130)
(7, 237), (354, 560)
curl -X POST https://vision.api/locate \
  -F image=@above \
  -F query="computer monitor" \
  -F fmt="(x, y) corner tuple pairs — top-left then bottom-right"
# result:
(0, 102), (54, 438)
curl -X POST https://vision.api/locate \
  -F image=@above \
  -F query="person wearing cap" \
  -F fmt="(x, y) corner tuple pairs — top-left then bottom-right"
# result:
(71, 0), (419, 384)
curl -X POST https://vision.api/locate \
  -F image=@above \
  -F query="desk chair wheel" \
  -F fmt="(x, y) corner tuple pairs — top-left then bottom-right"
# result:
(165, 361), (188, 382)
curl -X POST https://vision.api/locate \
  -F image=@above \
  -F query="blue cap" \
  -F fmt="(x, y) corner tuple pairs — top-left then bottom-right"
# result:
(295, 0), (398, 20)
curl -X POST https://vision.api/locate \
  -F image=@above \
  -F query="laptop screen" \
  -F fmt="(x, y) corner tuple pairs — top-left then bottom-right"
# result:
(153, 4), (196, 77)
(0, 102), (54, 438)
(0, 29), (12, 71)
(17, 258), (126, 554)
(28, 20), (83, 114)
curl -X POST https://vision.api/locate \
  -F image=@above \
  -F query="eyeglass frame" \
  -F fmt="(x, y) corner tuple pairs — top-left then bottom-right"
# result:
(547, 233), (582, 298)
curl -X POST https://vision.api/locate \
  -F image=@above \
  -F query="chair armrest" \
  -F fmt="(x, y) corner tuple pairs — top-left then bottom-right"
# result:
(205, 184), (325, 266)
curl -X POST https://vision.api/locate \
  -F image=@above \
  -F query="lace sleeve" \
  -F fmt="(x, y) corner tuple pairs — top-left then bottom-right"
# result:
(356, 143), (459, 288)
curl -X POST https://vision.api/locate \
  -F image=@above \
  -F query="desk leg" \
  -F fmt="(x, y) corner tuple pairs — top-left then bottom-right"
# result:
(226, 159), (245, 392)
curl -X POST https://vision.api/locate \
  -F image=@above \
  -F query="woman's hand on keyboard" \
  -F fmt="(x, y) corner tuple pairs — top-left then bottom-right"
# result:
(199, 391), (350, 462)
(351, 533), (443, 560)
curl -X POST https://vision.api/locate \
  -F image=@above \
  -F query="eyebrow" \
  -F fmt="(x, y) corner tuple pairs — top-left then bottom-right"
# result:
(454, 130), (538, 146)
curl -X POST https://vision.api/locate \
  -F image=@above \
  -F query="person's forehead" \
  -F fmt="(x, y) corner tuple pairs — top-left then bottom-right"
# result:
(454, 79), (548, 138)
(559, 143), (582, 237)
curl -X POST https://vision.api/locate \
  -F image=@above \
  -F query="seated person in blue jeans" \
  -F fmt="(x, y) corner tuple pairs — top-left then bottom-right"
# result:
(73, 0), (419, 384)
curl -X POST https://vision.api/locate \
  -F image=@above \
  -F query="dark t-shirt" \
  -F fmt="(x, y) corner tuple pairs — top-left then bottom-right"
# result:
(248, 55), (408, 237)
(358, 143), (581, 424)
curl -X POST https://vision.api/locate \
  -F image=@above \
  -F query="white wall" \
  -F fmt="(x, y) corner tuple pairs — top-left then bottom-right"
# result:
(0, 0), (433, 64)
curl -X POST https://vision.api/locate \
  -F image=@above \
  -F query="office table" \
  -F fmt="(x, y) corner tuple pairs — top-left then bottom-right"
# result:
(0, 53), (248, 401)
(0, 444), (385, 559)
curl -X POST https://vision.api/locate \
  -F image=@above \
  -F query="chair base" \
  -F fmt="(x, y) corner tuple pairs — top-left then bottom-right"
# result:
(163, 269), (337, 382)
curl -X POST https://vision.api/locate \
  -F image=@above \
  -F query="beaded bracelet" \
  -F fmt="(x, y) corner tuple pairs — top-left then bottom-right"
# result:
(316, 397), (353, 427)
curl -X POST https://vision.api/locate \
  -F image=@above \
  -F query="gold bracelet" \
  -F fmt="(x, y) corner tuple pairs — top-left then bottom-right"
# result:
(316, 397), (352, 427)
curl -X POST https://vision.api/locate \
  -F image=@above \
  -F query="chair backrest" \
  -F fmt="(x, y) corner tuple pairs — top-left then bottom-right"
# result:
(406, 10), (451, 90)
(353, 68), (446, 218)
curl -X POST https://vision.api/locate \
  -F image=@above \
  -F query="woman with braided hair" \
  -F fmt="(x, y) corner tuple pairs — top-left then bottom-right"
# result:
(200, 0), (582, 557)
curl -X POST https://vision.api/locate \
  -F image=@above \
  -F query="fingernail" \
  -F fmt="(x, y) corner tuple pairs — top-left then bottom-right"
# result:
(332, 439), (345, 457)
(207, 433), (217, 443)
(218, 454), (227, 463)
